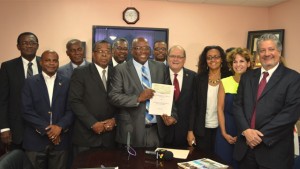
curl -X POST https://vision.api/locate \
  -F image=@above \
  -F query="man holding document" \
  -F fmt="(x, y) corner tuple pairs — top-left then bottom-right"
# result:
(109, 37), (177, 147)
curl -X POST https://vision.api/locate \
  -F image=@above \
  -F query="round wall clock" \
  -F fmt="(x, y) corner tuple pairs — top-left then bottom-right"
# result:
(123, 7), (139, 24)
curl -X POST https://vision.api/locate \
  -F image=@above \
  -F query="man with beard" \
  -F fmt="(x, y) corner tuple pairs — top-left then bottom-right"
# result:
(153, 41), (168, 65)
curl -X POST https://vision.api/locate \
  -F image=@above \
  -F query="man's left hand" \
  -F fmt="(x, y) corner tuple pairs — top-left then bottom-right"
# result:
(46, 125), (62, 140)
(161, 114), (177, 126)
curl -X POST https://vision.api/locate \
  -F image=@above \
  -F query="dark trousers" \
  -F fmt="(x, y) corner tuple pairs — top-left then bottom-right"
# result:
(239, 149), (270, 169)
(144, 125), (160, 147)
(25, 146), (68, 169)
(195, 127), (217, 153)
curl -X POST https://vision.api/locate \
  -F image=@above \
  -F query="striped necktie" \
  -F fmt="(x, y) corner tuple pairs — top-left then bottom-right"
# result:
(141, 66), (153, 123)
(27, 62), (33, 78)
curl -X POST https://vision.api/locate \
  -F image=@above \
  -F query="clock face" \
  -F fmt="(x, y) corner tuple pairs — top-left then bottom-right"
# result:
(123, 7), (139, 24)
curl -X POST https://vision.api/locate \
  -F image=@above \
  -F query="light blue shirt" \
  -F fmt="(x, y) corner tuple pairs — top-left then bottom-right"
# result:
(132, 59), (152, 86)
(132, 59), (156, 123)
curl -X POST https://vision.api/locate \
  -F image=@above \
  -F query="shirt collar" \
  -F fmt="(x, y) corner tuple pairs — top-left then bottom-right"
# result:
(261, 62), (279, 77)
(42, 71), (57, 79)
(72, 59), (86, 69)
(133, 59), (149, 70)
(170, 68), (183, 76)
(94, 63), (108, 74)
(22, 56), (37, 66)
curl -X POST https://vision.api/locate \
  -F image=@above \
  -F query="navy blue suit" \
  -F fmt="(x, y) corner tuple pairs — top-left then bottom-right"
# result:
(233, 64), (300, 169)
(164, 67), (196, 147)
(21, 73), (73, 151)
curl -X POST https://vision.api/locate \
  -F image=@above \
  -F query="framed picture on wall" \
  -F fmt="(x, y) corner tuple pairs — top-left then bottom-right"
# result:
(92, 26), (169, 60)
(247, 29), (284, 68)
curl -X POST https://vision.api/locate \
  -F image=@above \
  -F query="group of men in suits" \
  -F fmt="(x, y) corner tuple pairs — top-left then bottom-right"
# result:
(2, 32), (299, 169)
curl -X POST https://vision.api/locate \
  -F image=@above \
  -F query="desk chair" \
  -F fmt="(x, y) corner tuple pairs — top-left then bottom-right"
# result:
(0, 149), (33, 169)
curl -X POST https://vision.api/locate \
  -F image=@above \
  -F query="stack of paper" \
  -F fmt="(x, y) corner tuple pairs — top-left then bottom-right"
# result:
(178, 158), (228, 169)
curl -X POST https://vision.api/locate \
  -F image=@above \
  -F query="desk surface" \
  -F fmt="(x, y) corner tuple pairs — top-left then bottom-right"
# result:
(72, 147), (232, 169)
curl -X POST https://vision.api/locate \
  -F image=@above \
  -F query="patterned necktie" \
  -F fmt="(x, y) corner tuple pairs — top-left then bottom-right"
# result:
(141, 66), (153, 123)
(102, 69), (107, 90)
(27, 62), (33, 78)
(250, 72), (269, 129)
(173, 74), (180, 101)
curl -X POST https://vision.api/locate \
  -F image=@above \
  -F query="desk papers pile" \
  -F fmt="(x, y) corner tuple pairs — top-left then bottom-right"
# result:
(178, 158), (228, 169)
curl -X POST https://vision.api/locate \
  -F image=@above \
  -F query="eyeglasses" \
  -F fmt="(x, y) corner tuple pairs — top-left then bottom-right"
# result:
(134, 46), (150, 51)
(115, 47), (128, 51)
(20, 41), (38, 46)
(206, 55), (221, 61)
(169, 55), (185, 59)
(154, 47), (167, 51)
(94, 50), (111, 54)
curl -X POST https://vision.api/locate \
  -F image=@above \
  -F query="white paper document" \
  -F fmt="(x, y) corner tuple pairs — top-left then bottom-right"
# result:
(155, 148), (190, 159)
(149, 83), (174, 116)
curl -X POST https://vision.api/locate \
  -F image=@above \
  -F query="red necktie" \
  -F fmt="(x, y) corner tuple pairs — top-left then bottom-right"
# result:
(173, 74), (180, 101)
(250, 72), (269, 129)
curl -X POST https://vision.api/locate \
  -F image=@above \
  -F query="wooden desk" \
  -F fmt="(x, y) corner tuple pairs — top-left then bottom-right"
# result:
(72, 147), (232, 169)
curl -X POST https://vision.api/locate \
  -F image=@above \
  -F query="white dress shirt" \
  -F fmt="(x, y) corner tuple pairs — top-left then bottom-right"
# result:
(42, 72), (57, 107)
(22, 56), (39, 78)
(169, 68), (183, 91)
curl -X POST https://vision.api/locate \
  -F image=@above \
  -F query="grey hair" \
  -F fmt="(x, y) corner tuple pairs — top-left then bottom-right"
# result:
(256, 33), (282, 52)
(66, 39), (83, 50)
(112, 38), (128, 49)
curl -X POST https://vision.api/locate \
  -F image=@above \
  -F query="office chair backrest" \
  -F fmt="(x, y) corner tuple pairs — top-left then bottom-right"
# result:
(0, 149), (33, 169)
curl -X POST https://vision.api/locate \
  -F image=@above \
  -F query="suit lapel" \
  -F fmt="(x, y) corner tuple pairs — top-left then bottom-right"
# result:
(52, 75), (63, 105)
(259, 64), (284, 100)
(90, 64), (106, 92)
(36, 57), (42, 73)
(16, 57), (25, 81)
(107, 65), (113, 86)
(36, 74), (51, 108)
(179, 68), (191, 101)
(127, 60), (143, 92)
(166, 67), (172, 85)
(250, 69), (261, 103)
(67, 62), (74, 77)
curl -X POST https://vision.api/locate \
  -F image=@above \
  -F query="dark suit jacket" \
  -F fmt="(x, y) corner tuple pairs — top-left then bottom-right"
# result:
(58, 60), (90, 79)
(69, 63), (116, 147)
(189, 70), (232, 137)
(21, 73), (73, 151)
(108, 59), (178, 147)
(164, 67), (196, 147)
(0, 56), (41, 144)
(233, 64), (300, 169)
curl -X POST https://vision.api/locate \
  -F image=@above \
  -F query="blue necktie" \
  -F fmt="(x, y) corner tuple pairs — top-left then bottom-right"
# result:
(141, 66), (153, 123)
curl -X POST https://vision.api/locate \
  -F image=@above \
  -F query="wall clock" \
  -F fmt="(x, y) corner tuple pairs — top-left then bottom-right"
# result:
(123, 7), (139, 24)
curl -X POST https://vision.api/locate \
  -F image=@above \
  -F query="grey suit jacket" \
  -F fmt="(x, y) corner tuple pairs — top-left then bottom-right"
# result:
(69, 63), (116, 147)
(108, 59), (177, 147)
(58, 60), (90, 78)
(233, 64), (300, 169)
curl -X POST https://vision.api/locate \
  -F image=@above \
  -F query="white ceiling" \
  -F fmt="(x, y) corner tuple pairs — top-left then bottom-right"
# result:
(142, 0), (289, 7)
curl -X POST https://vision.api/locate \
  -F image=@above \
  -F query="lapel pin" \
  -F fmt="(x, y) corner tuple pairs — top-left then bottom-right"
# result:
(59, 82), (62, 86)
